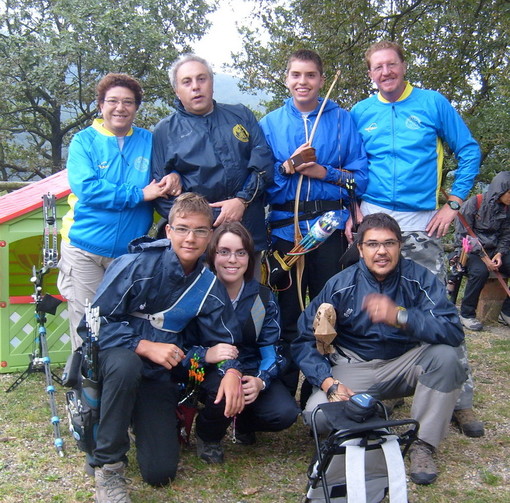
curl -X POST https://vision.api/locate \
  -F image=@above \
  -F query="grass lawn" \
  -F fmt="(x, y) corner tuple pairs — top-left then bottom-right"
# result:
(0, 322), (509, 502)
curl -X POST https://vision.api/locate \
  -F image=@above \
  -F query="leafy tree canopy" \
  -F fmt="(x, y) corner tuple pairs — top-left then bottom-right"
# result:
(0, 0), (214, 181)
(230, 0), (510, 182)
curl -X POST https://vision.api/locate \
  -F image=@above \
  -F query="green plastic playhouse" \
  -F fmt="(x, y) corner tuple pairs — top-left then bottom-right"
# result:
(0, 171), (71, 373)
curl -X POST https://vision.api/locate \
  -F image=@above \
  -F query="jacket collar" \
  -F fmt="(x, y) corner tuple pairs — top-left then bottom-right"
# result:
(377, 81), (413, 104)
(284, 96), (337, 119)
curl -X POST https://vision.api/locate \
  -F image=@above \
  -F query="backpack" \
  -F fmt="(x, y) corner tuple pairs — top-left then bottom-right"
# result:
(304, 401), (419, 503)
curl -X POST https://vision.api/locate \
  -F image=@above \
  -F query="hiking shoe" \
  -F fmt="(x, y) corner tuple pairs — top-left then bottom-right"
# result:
(85, 460), (95, 477)
(452, 408), (485, 438)
(196, 435), (224, 464)
(498, 312), (510, 326)
(409, 440), (437, 485)
(459, 315), (483, 331)
(95, 461), (131, 503)
(234, 431), (257, 445)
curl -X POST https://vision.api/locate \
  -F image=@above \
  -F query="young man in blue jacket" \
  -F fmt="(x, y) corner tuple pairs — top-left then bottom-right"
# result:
(293, 213), (466, 485)
(80, 193), (245, 503)
(350, 40), (483, 438)
(259, 49), (368, 398)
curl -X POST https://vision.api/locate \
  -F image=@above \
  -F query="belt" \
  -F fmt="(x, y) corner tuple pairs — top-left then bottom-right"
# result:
(272, 200), (344, 213)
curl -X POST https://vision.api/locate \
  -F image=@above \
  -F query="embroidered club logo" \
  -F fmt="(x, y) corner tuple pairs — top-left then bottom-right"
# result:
(406, 115), (422, 130)
(134, 156), (150, 172)
(233, 124), (250, 142)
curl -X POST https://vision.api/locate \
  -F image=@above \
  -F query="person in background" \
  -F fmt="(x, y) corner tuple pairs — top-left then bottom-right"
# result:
(192, 221), (300, 463)
(58, 73), (166, 350)
(151, 54), (274, 275)
(454, 171), (510, 331)
(293, 213), (466, 485)
(350, 40), (483, 438)
(259, 49), (368, 400)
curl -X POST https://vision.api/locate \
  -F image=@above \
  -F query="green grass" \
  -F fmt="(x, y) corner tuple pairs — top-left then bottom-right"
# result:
(0, 323), (509, 502)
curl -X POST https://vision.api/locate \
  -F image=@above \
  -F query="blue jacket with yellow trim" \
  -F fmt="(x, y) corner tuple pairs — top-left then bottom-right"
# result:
(292, 256), (464, 389)
(63, 119), (153, 258)
(79, 236), (242, 380)
(351, 84), (480, 211)
(151, 101), (274, 251)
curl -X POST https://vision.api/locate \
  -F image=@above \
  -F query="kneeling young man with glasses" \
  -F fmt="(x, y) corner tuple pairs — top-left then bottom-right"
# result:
(80, 193), (244, 503)
(292, 213), (466, 486)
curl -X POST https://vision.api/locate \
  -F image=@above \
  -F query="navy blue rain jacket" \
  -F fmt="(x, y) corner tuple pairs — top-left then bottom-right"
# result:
(151, 101), (274, 251)
(79, 237), (241, 379)
(293, 257), (464, 389)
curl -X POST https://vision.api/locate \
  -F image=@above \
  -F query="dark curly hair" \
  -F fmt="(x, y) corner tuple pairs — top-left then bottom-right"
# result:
(96, 73), (143, 108)
(357, 213), (402, 243)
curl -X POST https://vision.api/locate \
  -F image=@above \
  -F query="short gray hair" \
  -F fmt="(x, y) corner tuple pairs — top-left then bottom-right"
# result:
(168, 54), (214, 90)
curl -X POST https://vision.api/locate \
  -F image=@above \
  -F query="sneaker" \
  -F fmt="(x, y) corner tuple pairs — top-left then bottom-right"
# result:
(196, 435), (224, 464)
(409, 440), (438, 485)
(95, 461), (131, 503)
(452, 408), (485, 438)
(234, 431), (257, 445)
(498, 312), (510, 326)
(459, 315), (483, 331)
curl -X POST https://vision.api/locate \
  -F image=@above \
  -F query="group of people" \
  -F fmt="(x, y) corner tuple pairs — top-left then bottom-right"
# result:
(54, 40), (506, 502)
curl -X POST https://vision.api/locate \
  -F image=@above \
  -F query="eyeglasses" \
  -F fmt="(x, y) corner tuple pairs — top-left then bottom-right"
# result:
(103, 98), (137, 107)
(370, 62), (401, 74)
(361, 240), (400, 250)
(170, 226), (211, 238)
(216, 248), (248, 259)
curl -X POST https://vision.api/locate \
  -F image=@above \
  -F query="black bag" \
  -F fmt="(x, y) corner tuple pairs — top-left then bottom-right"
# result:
(63, 349), (101, 455)
(261, 249), (292, 291)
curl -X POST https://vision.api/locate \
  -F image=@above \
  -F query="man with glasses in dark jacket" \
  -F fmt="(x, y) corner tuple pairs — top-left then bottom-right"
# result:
(293, 213), (466, 486)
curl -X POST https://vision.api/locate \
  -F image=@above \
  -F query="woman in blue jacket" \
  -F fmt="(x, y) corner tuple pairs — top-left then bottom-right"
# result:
(193, 222), (300, 464)
(58, 73), (167, 350)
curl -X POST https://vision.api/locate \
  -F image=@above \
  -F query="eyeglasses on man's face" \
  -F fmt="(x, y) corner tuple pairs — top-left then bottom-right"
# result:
(170, 226), (211, 238)
(216, 248), (248, 259)
(361, 239), (400, 250)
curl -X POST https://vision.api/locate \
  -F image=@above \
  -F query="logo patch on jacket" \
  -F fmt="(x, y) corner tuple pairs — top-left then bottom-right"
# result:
(134, 156), (150, 172)
(233, 124), (249, 142)
(405, 115), (422, 130)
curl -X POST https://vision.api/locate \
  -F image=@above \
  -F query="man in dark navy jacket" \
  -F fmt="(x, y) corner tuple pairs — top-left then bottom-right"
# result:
(293, 213), (466, 486)
(151, 54), (274, 257)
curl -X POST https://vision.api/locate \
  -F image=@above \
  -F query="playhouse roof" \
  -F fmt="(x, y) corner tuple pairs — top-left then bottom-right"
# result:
(0, 170), (70, 224)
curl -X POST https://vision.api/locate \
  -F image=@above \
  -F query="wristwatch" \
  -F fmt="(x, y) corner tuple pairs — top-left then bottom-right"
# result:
(279, 163), (288, 176)
(447, 200), (461, 210)
(396, 307), (408, 327)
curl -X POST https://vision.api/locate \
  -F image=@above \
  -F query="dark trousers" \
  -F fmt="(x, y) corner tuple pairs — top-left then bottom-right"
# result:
(92, 347), (180, 487)
(274, 230), (347, 395)
(461, 253), (510, 318)
(195, 371), (300, 443)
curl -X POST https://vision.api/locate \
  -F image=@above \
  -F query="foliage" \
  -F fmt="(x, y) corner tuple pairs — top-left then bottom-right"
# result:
(0, 0), (215, 181)
(230, 0), (510, 181)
